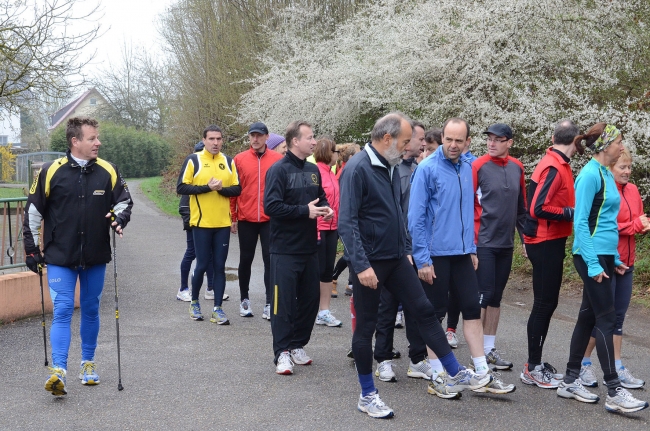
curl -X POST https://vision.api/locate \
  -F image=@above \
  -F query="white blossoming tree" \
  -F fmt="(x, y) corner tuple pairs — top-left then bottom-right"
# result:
(239, 0), (650, 198)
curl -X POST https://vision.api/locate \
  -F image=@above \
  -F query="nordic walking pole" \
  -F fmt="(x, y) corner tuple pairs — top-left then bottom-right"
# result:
(38, 264), (48, 366)
(112, 227), (124, 391)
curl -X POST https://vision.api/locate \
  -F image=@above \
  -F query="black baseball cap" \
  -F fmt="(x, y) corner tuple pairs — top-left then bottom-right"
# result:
(483, 123), (513, 139)
(248, 122), (269, 135)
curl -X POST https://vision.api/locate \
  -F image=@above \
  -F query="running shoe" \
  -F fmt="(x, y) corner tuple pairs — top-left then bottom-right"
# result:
(276, 351), (294, 375)
(557, 379), (600, 403)
(605, 387), (649, 413)
(222, 292), (229, 301)
(542, 362), (564, 380)
(617, 367), (645, 389)
(427, 371), (462, 399)
(176, 289), (191, 302)
(357, 391), (394, 419)
(375, 360), (397, 382)
(579, 363), (598, 387)
(290, 348), (312, 365)
(239, 299), (253, 317)
(189, 300), (203, 321)
(486, 348), (513, 370)
(316, 310), (342, 327)
(210, 306), (230, 325)
(204, 289), (215, 300)
(473, 369), (516, 394)
(262, 304), (271, 320)
(446, 330), (458, 348)
(407, 359), (433, 380)
(331, 286), (338, 298)
(520, 363), (562, 389)
(394, 311), (404, 328)
(345, 285), (353, 296)
(44, 367), (67, 396)
(444, 368), (492, 392)
(79, 361), (100, 385)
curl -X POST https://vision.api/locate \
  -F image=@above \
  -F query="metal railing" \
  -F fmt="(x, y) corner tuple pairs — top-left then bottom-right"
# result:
(1, 197), (28, 270)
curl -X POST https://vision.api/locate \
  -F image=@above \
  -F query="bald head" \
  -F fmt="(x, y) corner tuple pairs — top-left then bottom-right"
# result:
(553, 119), (579, 145)
(371, 112), (412, 143)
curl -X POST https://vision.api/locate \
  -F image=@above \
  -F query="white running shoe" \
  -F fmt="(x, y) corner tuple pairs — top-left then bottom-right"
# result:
(407, 359), (433, 380)
(579, 363), (598, 387)
(605, 387), (649, 413)
(290, 348), (312, 365)
(222, 293), (229, 301)
(557, 379), (600, 403)
(262, 304), (271, 320)
(375, 360), (396, 382)
(357, 391), (394, 419)
(239, 299), (253, 317)
(176, 289), (191, 302)
(394, 311), (404, 328)
(446, 330), (458, 348)
(316, 310), (342, 327)
(276, 351), (294, 375)
(617, 367), (645, 389)
(204, 289), (215, 300)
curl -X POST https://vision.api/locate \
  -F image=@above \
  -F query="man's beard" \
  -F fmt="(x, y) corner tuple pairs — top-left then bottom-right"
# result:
(385, 139), (404, 166)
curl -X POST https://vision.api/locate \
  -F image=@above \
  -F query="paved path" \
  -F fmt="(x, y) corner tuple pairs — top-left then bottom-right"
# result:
(1, 180), (649, 430)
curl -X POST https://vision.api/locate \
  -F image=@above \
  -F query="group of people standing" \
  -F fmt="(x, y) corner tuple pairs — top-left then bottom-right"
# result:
(173, 113), (649, 419)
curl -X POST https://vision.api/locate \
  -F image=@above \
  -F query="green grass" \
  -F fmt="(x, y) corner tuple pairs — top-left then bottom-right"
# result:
(139, 177), (180, 217)
(0, 187), (28, 199)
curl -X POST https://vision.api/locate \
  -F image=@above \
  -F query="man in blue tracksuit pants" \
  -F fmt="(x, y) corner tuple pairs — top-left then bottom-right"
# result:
(24, 117), (133, 396)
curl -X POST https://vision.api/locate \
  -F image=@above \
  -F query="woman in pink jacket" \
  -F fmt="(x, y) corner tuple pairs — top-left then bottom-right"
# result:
(580, 147), (650, 389)
(314, 137), (342, 327)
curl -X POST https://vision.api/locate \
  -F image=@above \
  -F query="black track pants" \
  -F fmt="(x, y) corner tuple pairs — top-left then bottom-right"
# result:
(270, 253), (320, 362)
(237, 221), (271, 303)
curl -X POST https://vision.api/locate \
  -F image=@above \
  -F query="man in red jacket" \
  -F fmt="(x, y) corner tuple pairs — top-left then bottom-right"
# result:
(231, 122), (283, 319)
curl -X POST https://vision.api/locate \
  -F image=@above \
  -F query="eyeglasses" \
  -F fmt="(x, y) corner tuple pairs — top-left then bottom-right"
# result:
(486, 137), (510, 143)
(333, 150), (340, 153)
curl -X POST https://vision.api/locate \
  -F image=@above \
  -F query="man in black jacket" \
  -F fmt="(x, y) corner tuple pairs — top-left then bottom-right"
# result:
(339, 113), (489, 418)
(264, 120), (332, 375)
(23, 117), (133, 396)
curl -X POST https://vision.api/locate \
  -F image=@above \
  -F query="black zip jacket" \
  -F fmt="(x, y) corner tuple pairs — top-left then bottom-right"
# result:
(264, 150), (329, 255)
(23, 151), (133, 267)
(339, 144), (407, 275)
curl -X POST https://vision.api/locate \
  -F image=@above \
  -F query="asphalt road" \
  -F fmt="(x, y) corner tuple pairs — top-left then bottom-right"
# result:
(1, 180), (648, 430)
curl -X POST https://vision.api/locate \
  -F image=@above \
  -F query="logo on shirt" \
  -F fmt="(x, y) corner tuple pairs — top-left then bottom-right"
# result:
(311, 174), (318, 184)
(93, 190), (105, 195)
(29, 169), (41, 194)
(219, 163), (226, 170)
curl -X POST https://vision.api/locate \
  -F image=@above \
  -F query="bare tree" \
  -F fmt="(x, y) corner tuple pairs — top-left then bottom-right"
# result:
(93, 44), (173, 135)
(0, 0), (101, 117)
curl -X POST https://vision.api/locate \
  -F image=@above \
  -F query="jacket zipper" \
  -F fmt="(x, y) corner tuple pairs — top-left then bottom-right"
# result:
(79, 165), (87, 268)
(257, 153), (261, 222)
(457, 165), (466, 253)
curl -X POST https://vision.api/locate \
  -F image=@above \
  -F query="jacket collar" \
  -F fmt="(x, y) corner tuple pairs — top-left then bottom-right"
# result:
(549, 147), (570, 164)
(248, 146), (267, 158)
(66, 150), (96, 168)
(365, 143), (396, 179)
(286, 149), (306, 168)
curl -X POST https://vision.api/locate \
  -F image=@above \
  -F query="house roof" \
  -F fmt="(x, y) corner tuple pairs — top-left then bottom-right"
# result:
(48, 88), (101, 130)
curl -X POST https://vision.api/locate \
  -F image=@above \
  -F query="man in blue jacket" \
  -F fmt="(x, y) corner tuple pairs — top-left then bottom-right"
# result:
(408, 118), (516, 395)
(339, 113), (490, 419)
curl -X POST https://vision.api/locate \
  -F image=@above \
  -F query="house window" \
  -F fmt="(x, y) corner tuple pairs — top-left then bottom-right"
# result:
(0, 136), (8, 145)
(89, 98), (97, 106)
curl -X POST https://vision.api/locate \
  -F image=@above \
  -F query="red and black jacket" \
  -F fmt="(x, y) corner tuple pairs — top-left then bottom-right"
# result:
(523, 148), (574, 244)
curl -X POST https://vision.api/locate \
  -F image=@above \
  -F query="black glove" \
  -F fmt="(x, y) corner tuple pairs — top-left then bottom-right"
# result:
(563, 207), (574, 222)
(26, 252), (44, 274)
(183, 222), (191, 231)
(112, 215), (126, 231)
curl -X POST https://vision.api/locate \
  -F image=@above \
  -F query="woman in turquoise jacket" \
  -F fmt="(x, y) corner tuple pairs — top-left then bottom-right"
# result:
(556, 123), (648, 414)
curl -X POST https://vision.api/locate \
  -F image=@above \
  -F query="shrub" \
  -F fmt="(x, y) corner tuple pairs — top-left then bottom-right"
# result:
(49, 122), (171, 177)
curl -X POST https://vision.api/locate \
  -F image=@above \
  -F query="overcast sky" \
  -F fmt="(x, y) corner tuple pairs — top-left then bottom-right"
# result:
(79, 0), (174, 77)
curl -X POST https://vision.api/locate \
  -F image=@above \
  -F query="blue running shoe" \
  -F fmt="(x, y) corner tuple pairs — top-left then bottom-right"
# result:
(79, 361), (100, 385)
(45, 367), (67, 396)
(210, 306), (230, 325)
(190, 300), (204, 321)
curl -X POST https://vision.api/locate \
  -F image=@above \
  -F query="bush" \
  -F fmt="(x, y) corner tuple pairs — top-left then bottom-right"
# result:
(49, 122), (171, 178)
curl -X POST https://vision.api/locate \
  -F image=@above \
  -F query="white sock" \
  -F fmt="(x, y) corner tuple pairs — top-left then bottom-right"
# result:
(318, 309), (329, 317)
(483, 335), (496, 355)
(472, 356), (489, 375)
(429, 358), (444, 375)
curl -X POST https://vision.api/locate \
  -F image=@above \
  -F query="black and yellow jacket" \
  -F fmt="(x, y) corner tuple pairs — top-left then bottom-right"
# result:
(23, 150), (133, 268)
(176, 149), (241, 228)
